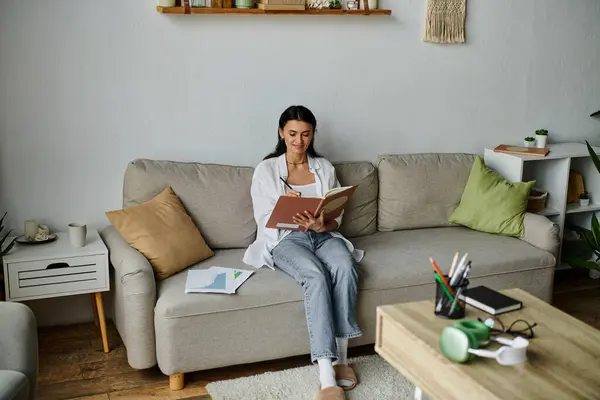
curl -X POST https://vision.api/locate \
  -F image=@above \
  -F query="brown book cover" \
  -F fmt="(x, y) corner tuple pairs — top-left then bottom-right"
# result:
(257, 2), (305, 9)
(567, 170), (585, 203)
(259, 0), (305, 4)
(493, 144), (549, 157)
(266, 185), (357, 231)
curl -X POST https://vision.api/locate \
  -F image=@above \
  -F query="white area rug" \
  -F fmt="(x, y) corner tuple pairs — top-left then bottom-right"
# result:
(206, 355), (415, 400)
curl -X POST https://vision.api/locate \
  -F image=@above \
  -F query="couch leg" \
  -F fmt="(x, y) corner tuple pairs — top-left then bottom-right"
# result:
(170, 373), (185, 390)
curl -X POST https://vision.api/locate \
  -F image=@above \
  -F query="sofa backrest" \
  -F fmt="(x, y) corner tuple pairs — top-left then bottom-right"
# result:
(333, 161), (378, 238)
(377, 153), (475, 231)
(122, 159), (256, 249)
(121, 154), (472, 248)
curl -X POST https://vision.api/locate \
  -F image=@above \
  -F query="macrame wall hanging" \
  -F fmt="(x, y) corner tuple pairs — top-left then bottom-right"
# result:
(423, 0), (467, 44)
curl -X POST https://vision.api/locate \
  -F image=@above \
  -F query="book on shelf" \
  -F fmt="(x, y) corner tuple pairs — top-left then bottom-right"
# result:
(493, 144), (549, 157)
(266, 185), (356, 231)
(458, 285), (523, 315)
(257, 2), (305, 9)
(259, 0), (306, 4)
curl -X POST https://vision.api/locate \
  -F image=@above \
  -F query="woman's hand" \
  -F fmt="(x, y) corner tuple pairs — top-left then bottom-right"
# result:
(294, 210), (326, 232)
(285, 190), (301, 197)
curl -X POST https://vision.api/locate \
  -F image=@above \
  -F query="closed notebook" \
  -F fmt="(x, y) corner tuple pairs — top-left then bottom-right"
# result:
(493, 144), (549, 157)
(459, 285), (523, 315)
(257, 3), (306, 10)
(266, 185), (357, 231)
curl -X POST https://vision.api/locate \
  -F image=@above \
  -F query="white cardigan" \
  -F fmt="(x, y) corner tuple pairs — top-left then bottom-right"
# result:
(243, 154), (364, 269)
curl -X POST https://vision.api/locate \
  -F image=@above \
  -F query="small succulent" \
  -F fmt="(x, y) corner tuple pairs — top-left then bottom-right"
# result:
(580, 191), (590, 200)
(535, 129), (548, 136)
(0, 212), (17, 257)
(329, 0), (341, 8)
(524, 137), (535, 142)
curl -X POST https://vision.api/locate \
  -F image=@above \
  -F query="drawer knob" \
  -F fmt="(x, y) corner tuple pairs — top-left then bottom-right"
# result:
(46, 262), (70, 269)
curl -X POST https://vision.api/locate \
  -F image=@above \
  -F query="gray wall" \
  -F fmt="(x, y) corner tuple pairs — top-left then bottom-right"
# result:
(1, 0), (599, 326)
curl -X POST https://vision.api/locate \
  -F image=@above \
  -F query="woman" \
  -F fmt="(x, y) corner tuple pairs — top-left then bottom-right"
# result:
(243, 105), (364, 400)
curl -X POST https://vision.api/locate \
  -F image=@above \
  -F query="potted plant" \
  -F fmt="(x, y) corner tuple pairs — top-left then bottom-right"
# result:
(566, 215), (600, 279)
(0, 212), (18, 301)
(235, 0), (253, 7)
(580, 112), (600, 278)
(580, 191), (591, 207)
(523, 137), (536, 147)
(535, 129), (548, 148)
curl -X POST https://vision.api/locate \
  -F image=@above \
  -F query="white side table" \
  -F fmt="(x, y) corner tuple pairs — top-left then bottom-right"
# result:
(2, 229), (111, 352)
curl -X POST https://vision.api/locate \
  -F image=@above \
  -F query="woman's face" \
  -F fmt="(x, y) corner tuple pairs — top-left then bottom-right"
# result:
(279, 120), (314, 156)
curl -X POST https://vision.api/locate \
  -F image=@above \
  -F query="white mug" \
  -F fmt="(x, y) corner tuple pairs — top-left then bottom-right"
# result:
(24, 220), (39, 241)
(68, 223), (87, 247)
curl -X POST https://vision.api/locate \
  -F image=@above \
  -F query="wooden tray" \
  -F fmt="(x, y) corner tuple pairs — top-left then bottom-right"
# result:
(493, 144), (549, 157)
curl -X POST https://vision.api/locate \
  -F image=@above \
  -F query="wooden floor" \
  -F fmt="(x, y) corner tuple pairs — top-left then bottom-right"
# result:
(36, 269), (600, 400)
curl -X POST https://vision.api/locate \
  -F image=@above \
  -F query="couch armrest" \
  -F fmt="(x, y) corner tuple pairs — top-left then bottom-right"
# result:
(0, 302), (38, 400)
(519, 213), (561, 258)
(100, 225), (157, 370)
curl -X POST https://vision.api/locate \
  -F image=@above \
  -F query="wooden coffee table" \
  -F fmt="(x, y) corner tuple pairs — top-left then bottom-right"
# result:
(375, 288), (600, 400)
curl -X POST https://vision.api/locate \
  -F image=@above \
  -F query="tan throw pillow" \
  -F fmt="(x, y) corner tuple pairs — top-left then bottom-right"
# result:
(105, 186), (214, 280)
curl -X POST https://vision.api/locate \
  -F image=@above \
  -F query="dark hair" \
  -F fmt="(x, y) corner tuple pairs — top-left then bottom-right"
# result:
(263, 105), (321, 160)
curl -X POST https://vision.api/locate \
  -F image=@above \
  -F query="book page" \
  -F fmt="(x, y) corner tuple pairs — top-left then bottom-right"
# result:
(185, 269), (233, 294)
(316, 185), (357, 222)
(325, 186), (354, 198)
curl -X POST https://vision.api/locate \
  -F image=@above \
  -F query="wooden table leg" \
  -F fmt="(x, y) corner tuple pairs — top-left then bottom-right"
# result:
(91, 293), (99, 327)
(94, 292), (109, 353)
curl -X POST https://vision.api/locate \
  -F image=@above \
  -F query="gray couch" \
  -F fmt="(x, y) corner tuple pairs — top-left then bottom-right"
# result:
(100, 153), (560, 389)
(0, 302), (38, 400)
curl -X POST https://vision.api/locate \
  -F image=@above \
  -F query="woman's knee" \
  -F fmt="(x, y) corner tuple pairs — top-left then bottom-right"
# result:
(322, 247), (357, 281)
(336, 257), (358, 281)
(301, 262), (330, 288)
(327, 239), (355, 263)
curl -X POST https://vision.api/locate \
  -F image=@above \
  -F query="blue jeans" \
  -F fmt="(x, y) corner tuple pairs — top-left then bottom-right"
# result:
(272, 231), (362, 363)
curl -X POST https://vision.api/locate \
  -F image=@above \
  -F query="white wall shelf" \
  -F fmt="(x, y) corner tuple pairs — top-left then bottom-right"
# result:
(156, 6), (392, 15)
(537, 208), (562, 217)
(484, 142), (600, 270)
(566, 203), (600, 214)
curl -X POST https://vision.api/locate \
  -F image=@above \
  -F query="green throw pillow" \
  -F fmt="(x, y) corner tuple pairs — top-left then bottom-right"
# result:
(449, 156), (535, 237)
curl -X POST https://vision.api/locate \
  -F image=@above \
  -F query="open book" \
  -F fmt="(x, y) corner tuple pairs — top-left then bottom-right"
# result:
(266, 185), (357, 231)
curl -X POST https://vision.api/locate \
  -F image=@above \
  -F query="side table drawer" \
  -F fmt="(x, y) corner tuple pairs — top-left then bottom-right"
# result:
(7, 254), (108, 300)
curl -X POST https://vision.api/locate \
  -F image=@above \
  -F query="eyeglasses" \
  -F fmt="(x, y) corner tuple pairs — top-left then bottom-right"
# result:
(478, 317), (538, 339)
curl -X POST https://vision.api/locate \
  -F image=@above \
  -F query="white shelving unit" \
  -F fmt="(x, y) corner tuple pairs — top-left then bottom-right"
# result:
(484, 142), (600, 270)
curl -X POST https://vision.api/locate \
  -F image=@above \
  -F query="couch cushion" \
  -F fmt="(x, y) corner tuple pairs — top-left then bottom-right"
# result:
(122, 159), (256, 249)
(351, 227), (555, 291)
(0, 370), (29, 400)
(106, 186), (215, 280)
(333, 162), (378, 238)
(155, 227), (554, 317)
(449, 156), (535, 237)
(377, 153), (476, 231)
(155, 249), (302, 319)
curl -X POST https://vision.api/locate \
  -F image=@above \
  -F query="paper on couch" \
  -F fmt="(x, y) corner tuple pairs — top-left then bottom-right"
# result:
(185, 268), (234, 294)
(185, 267), (253, 294)
(210, 266), (254, 293)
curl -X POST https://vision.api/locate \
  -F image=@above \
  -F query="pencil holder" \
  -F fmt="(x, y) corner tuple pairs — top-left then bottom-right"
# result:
(434, 275), (469, 319)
